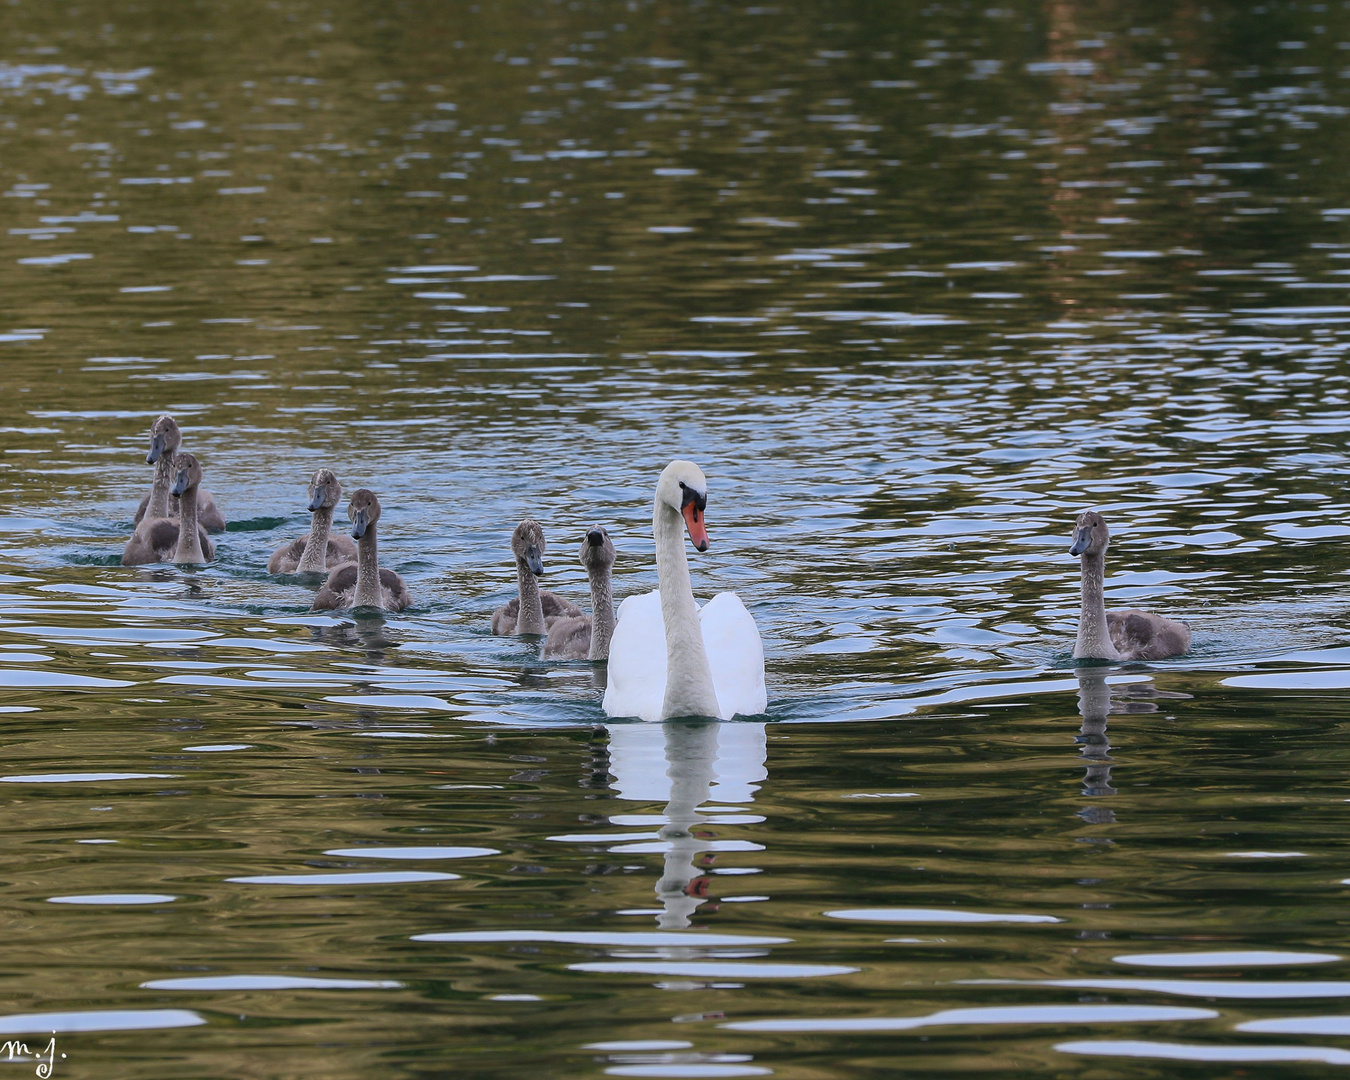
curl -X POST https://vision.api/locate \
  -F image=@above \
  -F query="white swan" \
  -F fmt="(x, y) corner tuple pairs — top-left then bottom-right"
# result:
(602, 460), (766, 721)
(1071, 510), (1191, 661)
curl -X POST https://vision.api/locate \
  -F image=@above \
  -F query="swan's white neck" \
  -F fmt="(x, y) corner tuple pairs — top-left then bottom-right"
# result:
(149, 455), (172, 520)
(588, 561), (615, 662)
(1075, 550), (1121, 660)
(297, 505), (334, 574)
(355, 524), (383, 608)
(654, 500), (720, 718)
(515, 561), (546, 635)
(173, 486), (206, 564)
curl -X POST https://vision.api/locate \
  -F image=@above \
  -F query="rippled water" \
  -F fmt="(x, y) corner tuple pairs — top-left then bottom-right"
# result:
(5, 0), (1350, 1075)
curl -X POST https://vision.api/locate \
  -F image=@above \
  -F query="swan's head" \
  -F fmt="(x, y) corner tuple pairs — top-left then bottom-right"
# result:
(348, 488), (381, 540)
(1070, 510), (1110, 557)
(307, 469), (342, 512)
(511, 519), (546, 576)
(147, 415), (182, 465)
(580, 525), (616, 572)
(168, 452), (202, 498)
(656, 459), (709, 552)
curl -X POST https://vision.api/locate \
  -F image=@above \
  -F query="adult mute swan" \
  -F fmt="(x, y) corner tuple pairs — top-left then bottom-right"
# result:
(312, 489), (411, 612)
(1071, 510), (1191, 661)
(544, 526), (617, 661)
(268, 469), (358, 574)
(602, 460), (766, 721)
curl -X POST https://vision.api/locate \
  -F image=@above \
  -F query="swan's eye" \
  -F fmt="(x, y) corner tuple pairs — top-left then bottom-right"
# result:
(679, 484), (707, 514)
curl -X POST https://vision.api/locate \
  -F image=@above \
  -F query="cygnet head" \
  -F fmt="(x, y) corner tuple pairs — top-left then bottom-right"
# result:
(348, 488), (382, 540)
(307, 469), (342, 512)
(1069, 510), (1110, 558)
(511, 519), (546, 576)
(169, 452), (203, 498)
(656, 459), (709, 552)
(580, 525), (616, 572)
(146, 414), (182, 464)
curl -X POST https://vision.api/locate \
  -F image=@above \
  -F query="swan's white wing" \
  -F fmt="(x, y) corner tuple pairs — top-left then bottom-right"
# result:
(699, 592), (767, 720)
(605, 590), (766, 723)
(602, 590), (668, 722)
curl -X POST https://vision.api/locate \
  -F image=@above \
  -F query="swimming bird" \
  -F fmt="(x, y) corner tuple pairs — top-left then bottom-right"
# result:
(311, 489), (411, 611)
(544, 526), (618, 661)
(121, 452), (215, 566)
(491, 519), (582, 635)
(1070, 510), (1191, 661)
(602, 460), (766, 721)
(134, 415), (226, 532)
(268, 469), (359, 574)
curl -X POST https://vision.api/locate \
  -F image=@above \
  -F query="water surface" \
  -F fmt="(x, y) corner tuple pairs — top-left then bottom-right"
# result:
(3, 0), (1350, 1075)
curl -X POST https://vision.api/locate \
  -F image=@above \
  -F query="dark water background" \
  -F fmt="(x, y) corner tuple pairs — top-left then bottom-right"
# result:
(4, 0), (1350, 1075)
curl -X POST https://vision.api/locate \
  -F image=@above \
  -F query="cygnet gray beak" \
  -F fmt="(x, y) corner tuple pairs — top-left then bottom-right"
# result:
(526, 545), (544, 576)
(1069, 527), (1092, 557)
(351, 508), (369, 540)
(146, 434), (164, 465)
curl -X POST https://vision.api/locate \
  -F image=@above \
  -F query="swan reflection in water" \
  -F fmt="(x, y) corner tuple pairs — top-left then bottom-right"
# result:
(1076, 672), (1118, 811)
(1076, 673), (1192, 820)
(606, 720), (767, 929)
(309, 611), (398, 663)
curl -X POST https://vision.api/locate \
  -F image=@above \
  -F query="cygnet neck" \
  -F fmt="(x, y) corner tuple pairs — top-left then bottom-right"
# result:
(173, 485), (206, 563)
(515, 558), (546, 635)
(354, 523), (383, 608)
(1075, 548), (1121, 661)
(297, 503), (335, 574)
(587, 560), (615, 662)
(148, 455), (173, 520)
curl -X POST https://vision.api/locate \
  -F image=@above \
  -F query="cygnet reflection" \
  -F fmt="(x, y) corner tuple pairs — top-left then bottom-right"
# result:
(1076, 673), (1193, 819)
(1076, 671), (1118, 806)
(310, 613), (396, 662)
(606, 721), (767, 929)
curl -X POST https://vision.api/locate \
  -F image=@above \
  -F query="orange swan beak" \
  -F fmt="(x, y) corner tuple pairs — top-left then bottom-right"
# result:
(682, 500), (709, 552)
